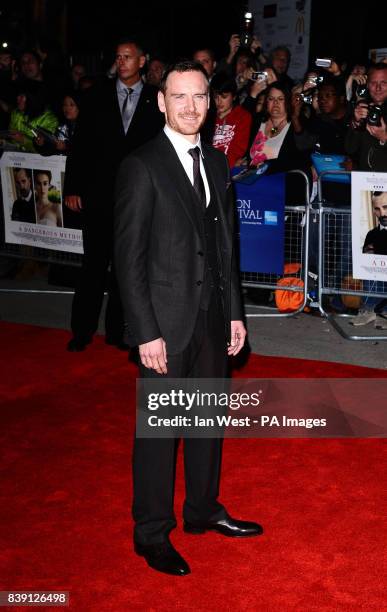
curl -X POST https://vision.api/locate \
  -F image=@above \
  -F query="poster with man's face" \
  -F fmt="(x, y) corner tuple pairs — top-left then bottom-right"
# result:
(352, 172), (387, 281)
(0, 152), (83, 254)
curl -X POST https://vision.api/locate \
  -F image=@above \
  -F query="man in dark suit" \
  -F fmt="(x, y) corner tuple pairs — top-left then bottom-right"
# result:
(115, 60), (262, 577)
(64, 38), (164, 351)
(11, 168), (36, 223)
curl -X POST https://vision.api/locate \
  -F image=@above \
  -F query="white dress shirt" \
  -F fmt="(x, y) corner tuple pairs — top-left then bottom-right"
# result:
(163, 125), (210, 206)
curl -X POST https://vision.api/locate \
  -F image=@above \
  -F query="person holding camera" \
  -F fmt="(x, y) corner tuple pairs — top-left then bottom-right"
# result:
(346, 62), (387, 327)
(345, 62), (368, 103)
(241, 67), (277, 116)
(292, 77), (350, 155)
(345, 62), (387, 171)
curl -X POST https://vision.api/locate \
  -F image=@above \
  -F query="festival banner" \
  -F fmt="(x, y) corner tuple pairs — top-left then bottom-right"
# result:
(351, 171), (387, 282)
(235, 172), (285, 274)
(0, 152), (83, 254)
(249, 0), (312, 80)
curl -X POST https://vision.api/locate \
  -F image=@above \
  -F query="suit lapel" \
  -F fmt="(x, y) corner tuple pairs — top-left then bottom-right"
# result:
(126, 84), (152, 138)
(108, 80), (126, 138)
(156, 132), (203, 236)
(202, 147), (232, 251)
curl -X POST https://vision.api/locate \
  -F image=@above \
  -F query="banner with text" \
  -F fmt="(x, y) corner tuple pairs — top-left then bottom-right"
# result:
(0, 152), (83, 254)
(249, 0), (311, 81)
(235, 172), (285, 274)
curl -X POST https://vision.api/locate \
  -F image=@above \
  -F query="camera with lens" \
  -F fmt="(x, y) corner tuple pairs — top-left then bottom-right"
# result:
(355, 83), (369, 100)
(307, 75), (323, 86)
(250, 71), (268, 82)
(299, 91), (315, 105)
(367, 105), (383, 127)
(240, 11), (254, 47)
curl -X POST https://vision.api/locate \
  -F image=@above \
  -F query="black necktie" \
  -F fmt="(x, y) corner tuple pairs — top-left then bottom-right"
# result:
(188, 147), (206, 211)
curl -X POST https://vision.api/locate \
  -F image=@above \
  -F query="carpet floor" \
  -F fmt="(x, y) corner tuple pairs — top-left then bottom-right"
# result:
(0, 322), (386, 611)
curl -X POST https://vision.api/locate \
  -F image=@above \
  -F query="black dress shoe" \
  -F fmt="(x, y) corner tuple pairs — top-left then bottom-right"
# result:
(134, 541), (190, 576)
(67, 337), (91, 352)
(184, 515), (263, 537)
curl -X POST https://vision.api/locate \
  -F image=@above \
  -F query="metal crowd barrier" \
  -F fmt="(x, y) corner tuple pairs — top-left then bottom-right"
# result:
(241, 169), (311, 318)
(317, 171), (387, 341)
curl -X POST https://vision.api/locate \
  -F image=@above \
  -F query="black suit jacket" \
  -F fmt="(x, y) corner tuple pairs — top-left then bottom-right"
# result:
(363, 226), (387, 255)
(63, 79), (164, 212)
(114, 131), (243, 354)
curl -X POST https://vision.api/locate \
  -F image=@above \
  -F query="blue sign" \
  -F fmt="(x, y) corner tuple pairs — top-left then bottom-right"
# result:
(235, 173), (285, 274)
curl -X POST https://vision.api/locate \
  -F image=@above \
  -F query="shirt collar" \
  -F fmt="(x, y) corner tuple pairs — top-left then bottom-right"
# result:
(116, 78), (143, 95)
(163, 124), (204, 158)
(379, 223), (387, 230)
(21, 190), (33, 202)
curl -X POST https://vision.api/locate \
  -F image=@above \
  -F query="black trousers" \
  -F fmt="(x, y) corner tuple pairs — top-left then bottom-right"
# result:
(71, 215), (124, 342)
(133, 291), (228, 545)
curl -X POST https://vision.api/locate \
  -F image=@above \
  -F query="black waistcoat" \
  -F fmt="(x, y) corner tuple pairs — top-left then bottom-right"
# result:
(189, 174), (222, 310)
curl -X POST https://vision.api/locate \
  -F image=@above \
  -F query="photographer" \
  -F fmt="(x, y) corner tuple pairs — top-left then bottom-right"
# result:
(292, 77), (350, 155)
(241, 67), (278, 115)
(346, 63), (387, 327)
(345, 62), (367, 103)
(216, 32), (266, 83)
(345, 62), (387, 170)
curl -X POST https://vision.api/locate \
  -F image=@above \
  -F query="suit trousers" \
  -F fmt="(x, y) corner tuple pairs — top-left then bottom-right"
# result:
(133, 290), (229, 545)
(71, 213), (124, 342)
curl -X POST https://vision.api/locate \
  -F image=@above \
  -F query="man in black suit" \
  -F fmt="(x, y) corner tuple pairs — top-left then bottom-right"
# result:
(115, 60), (262, 577)
(11, 168), (36, 224)
(64, 38), (164, 351)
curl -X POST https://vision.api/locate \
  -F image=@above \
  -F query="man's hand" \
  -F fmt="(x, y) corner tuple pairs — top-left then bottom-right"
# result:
(228, 320), (247, 356)
(327, 59), (341, 77)
(354, 101), (369, 124)
(65, 195), (82, 212)
(249, 67), (276, 98)
(139, 337), (168, 374)
(367, 117), (387, 143)
(227, 34), (240, 62)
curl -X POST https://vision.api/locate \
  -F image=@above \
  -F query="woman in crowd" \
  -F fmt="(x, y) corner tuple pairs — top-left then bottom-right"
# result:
(34, 169), (63, 227)
(246, 82), (308, 173)
(211, 73), (252, 168)
(8, 80), (58, 152)
(35, 91), (81, 155)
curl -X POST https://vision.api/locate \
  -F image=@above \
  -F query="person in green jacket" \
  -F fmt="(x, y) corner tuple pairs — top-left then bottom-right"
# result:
(9, 80), (58, 152)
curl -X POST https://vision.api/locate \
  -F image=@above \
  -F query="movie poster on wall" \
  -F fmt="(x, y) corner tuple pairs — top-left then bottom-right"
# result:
(0, 152), (83, 254)
(352, 172), (387, 282)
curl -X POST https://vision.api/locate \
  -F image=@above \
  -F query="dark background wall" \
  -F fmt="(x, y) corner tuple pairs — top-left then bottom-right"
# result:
(0, 0), (385, 69)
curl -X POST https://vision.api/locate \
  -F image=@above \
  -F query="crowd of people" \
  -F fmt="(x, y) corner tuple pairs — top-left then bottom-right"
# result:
(1, 34), (387, 334)
(1, 32), (387, 577)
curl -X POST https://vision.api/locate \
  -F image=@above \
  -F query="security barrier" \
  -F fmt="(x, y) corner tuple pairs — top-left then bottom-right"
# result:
(2, 154), (387, 342)
(239, 169), (311, 318)
(317, 171), (387, 341)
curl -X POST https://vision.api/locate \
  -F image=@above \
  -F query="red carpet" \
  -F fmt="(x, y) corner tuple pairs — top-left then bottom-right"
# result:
(0, 322), (386, 611)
